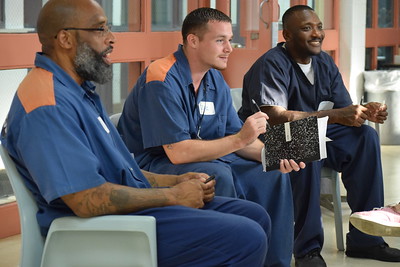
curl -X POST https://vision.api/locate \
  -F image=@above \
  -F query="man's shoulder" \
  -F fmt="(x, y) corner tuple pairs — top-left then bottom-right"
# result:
(262, 46), (291, 66)
(313, 51), (339, 71)
(246, 45), (290, 75)
(17, 67), (56, 114)
(146, 53), (177, 83)
(314, 51), (335, 63)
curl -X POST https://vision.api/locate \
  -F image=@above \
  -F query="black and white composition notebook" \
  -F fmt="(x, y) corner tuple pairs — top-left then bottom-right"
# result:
(262, 116), (329, 171)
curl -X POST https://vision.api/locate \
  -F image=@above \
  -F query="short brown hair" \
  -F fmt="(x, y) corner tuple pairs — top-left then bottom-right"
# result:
(182, 7), (231, 44)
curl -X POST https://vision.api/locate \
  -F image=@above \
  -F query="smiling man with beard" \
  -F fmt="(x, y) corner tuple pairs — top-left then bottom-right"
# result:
(238, 5), (400, 267)
(0, 1), (278, 266)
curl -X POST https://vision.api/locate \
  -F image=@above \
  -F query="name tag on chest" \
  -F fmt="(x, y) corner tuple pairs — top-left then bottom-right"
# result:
(198, 101), (215, 115)
(97, 116), (110, 133)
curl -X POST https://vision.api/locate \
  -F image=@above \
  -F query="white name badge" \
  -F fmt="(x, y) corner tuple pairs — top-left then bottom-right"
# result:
(198, 101), (215, 115)
(97, 116), (110, 133)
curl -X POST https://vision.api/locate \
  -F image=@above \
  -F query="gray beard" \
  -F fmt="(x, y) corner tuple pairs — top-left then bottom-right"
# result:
(74, 42), (112, 84)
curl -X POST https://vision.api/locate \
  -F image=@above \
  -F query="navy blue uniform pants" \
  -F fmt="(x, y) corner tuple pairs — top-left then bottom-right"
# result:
(290, 124), (384, 258)
(134, 196), (270, 267)
(143, 153), (293, 267)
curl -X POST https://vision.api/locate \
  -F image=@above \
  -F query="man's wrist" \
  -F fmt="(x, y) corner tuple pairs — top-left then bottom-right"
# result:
(164, 187), (178, 206)
(233, 132), (254, 148)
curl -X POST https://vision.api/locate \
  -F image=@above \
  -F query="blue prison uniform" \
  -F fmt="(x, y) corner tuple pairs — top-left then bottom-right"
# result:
(239, 42), (385, 257)
(118, 45), (295, 267)
(1, 52), (272, 267)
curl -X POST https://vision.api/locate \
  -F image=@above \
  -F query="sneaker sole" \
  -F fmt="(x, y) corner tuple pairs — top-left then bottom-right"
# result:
(350, 216), (400, 237)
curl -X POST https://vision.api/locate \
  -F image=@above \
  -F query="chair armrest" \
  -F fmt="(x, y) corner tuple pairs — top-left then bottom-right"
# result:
(41, 215), (157, 267)
(48, 215), (156, 232)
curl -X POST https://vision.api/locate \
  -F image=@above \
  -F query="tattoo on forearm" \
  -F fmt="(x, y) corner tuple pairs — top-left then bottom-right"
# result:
(79, 186), (114, 216)
(110, 189), (130, 209)
(69, 183), (170, 216)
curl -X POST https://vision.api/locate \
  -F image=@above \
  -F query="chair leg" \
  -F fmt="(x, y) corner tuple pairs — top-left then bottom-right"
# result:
(331, 170), (345, 251)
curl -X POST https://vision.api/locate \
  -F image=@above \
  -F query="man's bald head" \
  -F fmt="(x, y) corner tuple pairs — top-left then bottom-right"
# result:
(37, 0), (101, 51)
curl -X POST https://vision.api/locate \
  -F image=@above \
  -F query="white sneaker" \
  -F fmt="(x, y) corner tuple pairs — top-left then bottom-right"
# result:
(350, 205), (400, 237)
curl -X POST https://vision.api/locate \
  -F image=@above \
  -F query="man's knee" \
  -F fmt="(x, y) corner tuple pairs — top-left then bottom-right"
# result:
(361, 124), (379, 140)
(234, 199), (272, 236)
(222, 215), (269, 265)
(357, 125), (381, 152)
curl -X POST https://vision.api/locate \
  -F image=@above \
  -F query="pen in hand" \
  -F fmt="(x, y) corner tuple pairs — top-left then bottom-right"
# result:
(251, 99), (271, 129)
(205, 175), (215, 183)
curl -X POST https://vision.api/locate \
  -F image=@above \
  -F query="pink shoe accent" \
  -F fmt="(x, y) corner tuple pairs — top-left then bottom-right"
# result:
(350, 206), (400, 237)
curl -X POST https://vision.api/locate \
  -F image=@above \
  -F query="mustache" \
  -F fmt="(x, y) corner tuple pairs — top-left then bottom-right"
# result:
(100, 46), (113, 56)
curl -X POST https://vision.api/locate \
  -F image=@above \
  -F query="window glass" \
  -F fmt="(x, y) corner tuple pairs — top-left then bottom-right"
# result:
(378, 0), (393, 28)
(366, 0), (372, 28)
(365, 47), (373, 70)
(0, 0), (141, 33)
(0, 0), (5, 29)
(309, 0), (334, 29)
(24, 0), (42, 30)
(230, 0), (252, 48)
(212, 0), (258, 48)
(152, 0), (187, 32)
(278, 0), (291, 30)
(0, 69), (28, 136)
(96, 62), (143, 115)
(0, 170), (15, 205)
(97, 0), (141, 32)
(152, 0), (254, 47)
(210, 0), (216, 8)
(377, 46), (393, 69)
(0, 68), (29, 204)
(0, 0), (39, 32)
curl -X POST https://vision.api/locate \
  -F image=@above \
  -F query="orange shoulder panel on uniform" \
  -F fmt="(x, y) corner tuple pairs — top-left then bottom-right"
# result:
(146, 53), (176, 83)
(17, 67), (56, 114)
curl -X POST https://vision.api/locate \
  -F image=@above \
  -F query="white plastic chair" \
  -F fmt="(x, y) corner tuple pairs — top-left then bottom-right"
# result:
(320, 167), (344, 251)
(0, 143), (158, 267)
(110, 113), (122, 127)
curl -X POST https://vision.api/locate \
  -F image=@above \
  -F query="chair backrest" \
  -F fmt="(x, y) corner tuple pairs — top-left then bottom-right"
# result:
(109, 113), (122, 127)
(0, 144), (44, 267)
(230, 88), (243, 112)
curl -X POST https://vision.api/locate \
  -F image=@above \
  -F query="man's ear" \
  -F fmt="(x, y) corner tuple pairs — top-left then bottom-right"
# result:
(186, 33), (199, 48)
(55, 30), (75, 49)
(282, 29), (291, 42)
